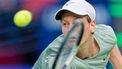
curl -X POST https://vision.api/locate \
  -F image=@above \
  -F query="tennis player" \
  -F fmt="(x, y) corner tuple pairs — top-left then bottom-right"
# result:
(32, 0), (122, 69)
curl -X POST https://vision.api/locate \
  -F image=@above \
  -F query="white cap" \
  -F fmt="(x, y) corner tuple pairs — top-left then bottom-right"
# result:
(55, 0), (96, 20)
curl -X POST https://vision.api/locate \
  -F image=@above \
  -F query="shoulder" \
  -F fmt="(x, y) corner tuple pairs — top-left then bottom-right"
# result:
(48, 34), (64, 49)
(32, 34), (64, 69)
(95, 24), (117, 44)
(96, 24), (114, 31)
(43, 34), (64, 55)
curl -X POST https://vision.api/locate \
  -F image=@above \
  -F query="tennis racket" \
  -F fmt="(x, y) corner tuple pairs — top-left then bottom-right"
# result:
(52, 19), (84, 69)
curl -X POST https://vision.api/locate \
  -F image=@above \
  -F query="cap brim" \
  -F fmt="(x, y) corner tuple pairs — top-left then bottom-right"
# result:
(55, 9), (67, 20)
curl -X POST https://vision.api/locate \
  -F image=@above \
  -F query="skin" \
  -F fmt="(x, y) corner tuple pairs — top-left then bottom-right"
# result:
(61, 11), (122, 69)
(61, 11), (98, 59)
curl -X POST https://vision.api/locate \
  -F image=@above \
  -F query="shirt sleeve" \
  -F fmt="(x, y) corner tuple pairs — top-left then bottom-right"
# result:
(32, 34), (64, 69)
(95, 24), (117, 47)
(93, 24), (117, 56)
(32, 49), (46, 69)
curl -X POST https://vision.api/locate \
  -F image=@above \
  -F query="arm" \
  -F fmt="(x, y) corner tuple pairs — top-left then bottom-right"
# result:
(109, 45), (122, 69)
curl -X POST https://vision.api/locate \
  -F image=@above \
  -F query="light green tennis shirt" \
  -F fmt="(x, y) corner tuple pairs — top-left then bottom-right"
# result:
(32, 24), (117, 69)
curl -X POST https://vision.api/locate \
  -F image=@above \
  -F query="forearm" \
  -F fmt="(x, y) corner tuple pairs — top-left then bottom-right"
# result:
(109, 55), (122, 69)
(109, 45), (122, 69)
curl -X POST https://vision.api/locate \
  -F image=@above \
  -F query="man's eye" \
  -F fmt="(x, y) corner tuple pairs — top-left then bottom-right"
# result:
(63, 23), (66, 26)
(62, 23), (68, 27)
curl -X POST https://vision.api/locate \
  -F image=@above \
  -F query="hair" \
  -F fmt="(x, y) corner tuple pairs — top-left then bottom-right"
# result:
(86, 15), (91, 23)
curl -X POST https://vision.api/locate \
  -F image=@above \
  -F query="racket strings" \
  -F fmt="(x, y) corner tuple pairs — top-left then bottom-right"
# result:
(52, 19), (84, 69)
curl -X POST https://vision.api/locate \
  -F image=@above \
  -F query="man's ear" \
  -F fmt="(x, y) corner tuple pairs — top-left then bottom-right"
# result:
(90, 20), (96, 34)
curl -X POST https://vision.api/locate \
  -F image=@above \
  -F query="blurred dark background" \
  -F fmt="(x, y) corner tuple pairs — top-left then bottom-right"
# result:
(0, 0), (122, 69)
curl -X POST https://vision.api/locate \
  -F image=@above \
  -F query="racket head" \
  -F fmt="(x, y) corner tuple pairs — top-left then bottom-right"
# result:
(52, 19), (84, 69)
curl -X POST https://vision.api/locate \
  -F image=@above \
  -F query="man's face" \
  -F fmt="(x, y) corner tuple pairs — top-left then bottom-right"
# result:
(61, 11), (96, 44)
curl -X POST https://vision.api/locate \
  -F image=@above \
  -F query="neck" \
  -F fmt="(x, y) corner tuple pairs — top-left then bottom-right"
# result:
(89, 36), (97, 56)
(76, 35), (97, 59)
